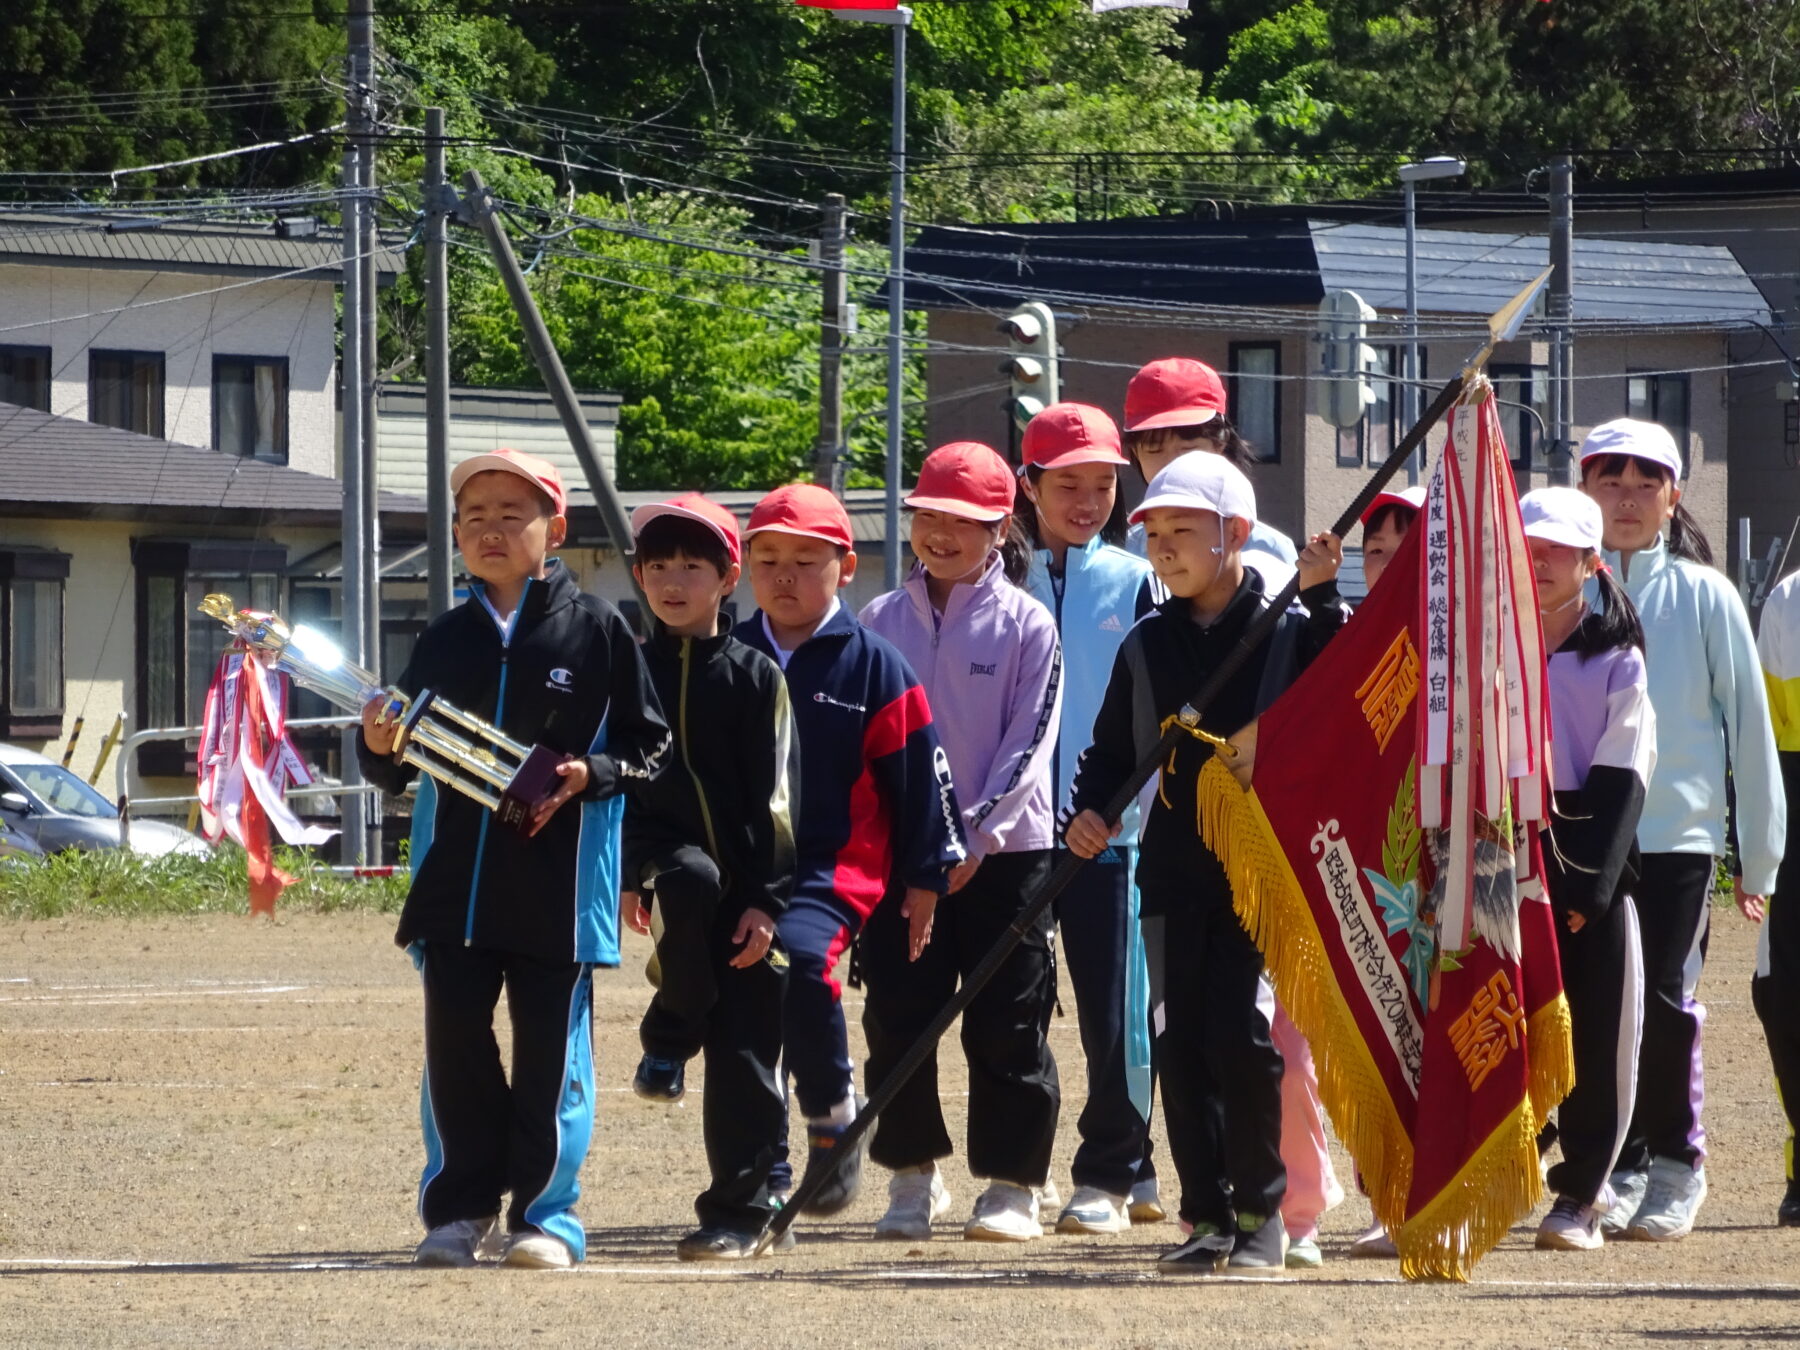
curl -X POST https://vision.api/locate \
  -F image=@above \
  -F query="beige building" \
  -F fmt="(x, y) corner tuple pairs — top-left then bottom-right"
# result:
(912, 218), (1764, 594)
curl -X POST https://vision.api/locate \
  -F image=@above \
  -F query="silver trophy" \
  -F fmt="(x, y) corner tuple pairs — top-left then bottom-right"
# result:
(199, 595), (569, 830)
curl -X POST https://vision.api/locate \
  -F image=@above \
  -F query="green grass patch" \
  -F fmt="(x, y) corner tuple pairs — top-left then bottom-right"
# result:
(0, 845), (408, 920)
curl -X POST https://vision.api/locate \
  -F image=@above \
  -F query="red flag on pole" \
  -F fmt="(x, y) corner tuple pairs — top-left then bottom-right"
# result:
(1195, 376), (1572, 1281)
(796, 1), (899, 8)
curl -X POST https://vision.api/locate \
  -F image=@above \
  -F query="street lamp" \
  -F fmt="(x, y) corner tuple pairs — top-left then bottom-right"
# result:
(1399, 156), (1465, 476)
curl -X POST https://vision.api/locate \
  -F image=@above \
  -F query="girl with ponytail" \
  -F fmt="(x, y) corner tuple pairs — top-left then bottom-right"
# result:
(1519, 488), (1655, 1251)
(1578, 419), (1782, 1241)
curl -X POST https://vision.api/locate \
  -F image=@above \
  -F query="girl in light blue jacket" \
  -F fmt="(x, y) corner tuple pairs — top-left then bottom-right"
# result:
(1016, 402), (1160, 1235)
(1580, 418), (1784, 1242)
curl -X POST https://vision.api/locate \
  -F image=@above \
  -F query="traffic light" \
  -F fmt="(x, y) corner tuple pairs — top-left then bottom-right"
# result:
(1000, 302), (1060, 432)
(1313, 288), (1377, 430)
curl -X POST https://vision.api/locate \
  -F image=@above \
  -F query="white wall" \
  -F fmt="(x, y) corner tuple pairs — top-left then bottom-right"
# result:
(0, 262), (339, 478)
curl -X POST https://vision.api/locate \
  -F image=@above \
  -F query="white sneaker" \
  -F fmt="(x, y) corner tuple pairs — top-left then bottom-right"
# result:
(1601, 1167), (1648, 1236)
(964, 1182), (1043, 1242)
(1348, 1221), (1397, 1259)
(1536, 1196), (1604, 1251)
(1036, 1178), (1062, 1223)
(414, 1215), (497, 1267)
(1127, 1177), (1167, 1224)
(1056, 1185), (1130, 1235)
(875, 1165), (953, 1241)
(502, 1229), (576, 1268)
(1286, 1235), (1324, 1268)
(1627, 1158), (1707, 1242)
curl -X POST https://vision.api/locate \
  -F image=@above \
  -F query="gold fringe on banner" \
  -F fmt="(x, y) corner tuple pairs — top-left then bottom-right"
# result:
(1394, 1096), (1544, 1282)
(1196, 756), (1416, 1234)
(1527, 991), (1575, 1128)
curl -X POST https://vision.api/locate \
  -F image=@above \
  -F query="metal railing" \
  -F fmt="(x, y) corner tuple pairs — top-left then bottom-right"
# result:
(115, 715), (386, 851)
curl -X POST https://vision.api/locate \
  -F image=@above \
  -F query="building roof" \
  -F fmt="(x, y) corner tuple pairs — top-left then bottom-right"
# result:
(0, 211), (405, 282)
(905, 217), (1771, 328)
(0, 401), (424, 525)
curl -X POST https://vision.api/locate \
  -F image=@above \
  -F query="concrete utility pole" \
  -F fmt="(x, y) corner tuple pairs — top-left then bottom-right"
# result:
(338, 0), (374, 865)
(1546, 155), (1575, 485)
(812, 192), (849, 495)
(460, 170), (647, 608)
(357, 0), (381, 863)
(424, 106), (454, 619)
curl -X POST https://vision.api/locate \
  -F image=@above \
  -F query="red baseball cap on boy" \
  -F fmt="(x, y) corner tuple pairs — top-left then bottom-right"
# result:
(630, 492), (742, 566)
(1020, 402), (1130, 472)
(1358, 484), (1428, 527)
(450, 447), (568, 516)
(1124, 357), (1228, 434)
(746, 483), (855, 550)
(904, 442), (1016, 523)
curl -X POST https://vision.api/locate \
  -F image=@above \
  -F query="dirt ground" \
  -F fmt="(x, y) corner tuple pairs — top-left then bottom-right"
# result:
(0, 907), (1794, 1349)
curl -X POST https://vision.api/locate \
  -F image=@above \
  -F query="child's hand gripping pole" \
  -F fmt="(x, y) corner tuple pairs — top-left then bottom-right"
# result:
(752, 370), (1473, 1256)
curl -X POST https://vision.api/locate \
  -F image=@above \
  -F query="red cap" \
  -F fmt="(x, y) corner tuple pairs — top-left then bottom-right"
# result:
(450, 448), (567, 516)
(746, 483), (854, 550)
(1020, 403), (1129, 472)
(1358, 484), (1428, 528)
(1124, 358), (1227, 434)
(630, 492), (742, 566)
(904, 442), (1016, 523)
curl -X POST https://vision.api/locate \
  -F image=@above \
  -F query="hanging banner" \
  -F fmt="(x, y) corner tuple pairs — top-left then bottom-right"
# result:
(1196, 378), (1571, 1281)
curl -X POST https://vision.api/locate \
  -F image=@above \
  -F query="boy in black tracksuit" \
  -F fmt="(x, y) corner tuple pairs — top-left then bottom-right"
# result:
(619, 495), (801, 1260)
(359, 450), (669, 1270)
(1065, 452), (1344, 1274)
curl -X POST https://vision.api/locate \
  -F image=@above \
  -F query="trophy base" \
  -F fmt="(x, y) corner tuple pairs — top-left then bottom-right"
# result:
(497, 745), (575, 833)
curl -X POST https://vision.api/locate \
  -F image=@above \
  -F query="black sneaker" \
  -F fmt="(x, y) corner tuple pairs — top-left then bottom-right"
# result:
(1157, 1223), (1233, 1273)
(676, 1225), (796, 1261)
(1781, 1179), (1800, 1228)
(799, 1104), (868, 1216)
(1228, 1213), (1289, 1275)
(633, 1054), (685, 1102)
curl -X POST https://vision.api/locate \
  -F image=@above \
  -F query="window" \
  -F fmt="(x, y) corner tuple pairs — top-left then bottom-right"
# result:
(1490, 363), (1549, 469)
(134, 540), (283, 774)
(214, 356), (290, 462)
(1228, 342), (1281, 464)
(90, 350), (164, 436)
(1628, 372), (1691, 472)
(0, 548), (71, 740)
(0, 345), (50, 412)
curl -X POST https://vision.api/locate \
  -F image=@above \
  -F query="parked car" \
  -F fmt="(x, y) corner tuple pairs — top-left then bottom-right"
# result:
(0, 743), (210, 859)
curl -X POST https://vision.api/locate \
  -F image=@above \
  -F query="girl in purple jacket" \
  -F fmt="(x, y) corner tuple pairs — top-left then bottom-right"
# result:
(1520, 487), (1656, 1252)
(859, 441), (1066, 1244)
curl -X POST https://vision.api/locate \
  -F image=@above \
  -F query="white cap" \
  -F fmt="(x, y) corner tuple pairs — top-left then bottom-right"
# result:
(1578, 418), (1682, 480)
(1519, 487), (1604, 553)
(1128, 452), (1257, 527)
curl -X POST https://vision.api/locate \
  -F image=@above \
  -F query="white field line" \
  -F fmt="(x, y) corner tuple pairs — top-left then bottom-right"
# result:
(0, 1256), (1796, 1296)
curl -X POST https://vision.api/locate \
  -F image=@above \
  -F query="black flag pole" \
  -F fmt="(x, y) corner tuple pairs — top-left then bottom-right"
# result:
(755, 271), (1551, 1254)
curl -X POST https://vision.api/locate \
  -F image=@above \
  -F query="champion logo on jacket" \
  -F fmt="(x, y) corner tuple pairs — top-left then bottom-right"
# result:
(737, 603), (964, 922)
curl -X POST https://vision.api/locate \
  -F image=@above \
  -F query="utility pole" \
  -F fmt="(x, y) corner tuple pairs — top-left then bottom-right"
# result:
(1546, 154), (1575, 485)
(357, 0), (381, 863)
(812, 192), (849, 494)
(337, 0), (373, 866)
(881, 12), (910, 589)
(461, 170), (647, 608)
(424, 106), (454, 619)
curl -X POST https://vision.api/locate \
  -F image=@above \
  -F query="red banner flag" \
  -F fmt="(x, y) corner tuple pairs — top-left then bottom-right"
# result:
(1196, 377), (1572, 1281)
(796, 1), (899, 8)
(197, 644), (335, 914)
